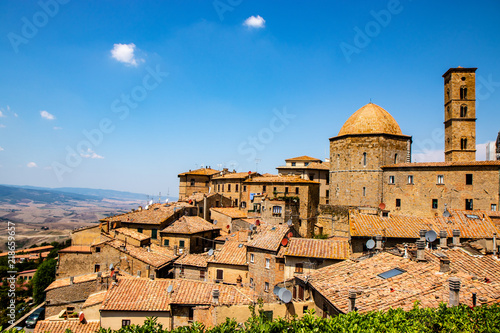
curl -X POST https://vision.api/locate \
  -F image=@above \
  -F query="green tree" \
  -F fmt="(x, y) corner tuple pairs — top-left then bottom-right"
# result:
(32, 258), (57, 304)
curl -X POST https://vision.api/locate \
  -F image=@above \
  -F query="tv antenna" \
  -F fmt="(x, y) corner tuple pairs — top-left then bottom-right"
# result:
(255, 159), (261, 173)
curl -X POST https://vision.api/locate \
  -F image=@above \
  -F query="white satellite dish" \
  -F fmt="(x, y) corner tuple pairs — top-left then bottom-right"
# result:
(273, 286), (280, 296)
(165, 198), (169, 203)
(278, 288), (292, 303)
(249, 224), (254, 231)
(366, 239), (375, 250)
(425, 230), (437, 242)
(213, 220), (218, 225)
(109, 263), (114, 270)
(167, 285), (173, 293)
(287, 219), (293, 226)
(149, 200), (153, 205)
(208, 249), (214, 256)
(145, 205), (149, 210)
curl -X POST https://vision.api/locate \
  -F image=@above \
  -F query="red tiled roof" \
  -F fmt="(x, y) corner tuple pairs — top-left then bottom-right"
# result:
(283, 238), (350, 260)
(112, 227), (150, 241)
(212, 172), (258, 180)
(161, 216), (219, 234)
(350, 210), (499, 239)
(297, 248), (500, 314)
(101, 277), (253, 311)
(285, 155), (321, 161)
(247, 224), (290, 252)
(45, 271), (112, 292)
(245, 175), (320, 184)
(208, 241), (247, 266)
(58, 246), (92, 254)
(102, 202), (193, 225)
(105, 240), (176, 268)
(0, 245), (54, 257)
(34, 320), (100, 333)
(175, 253), (210, 268)
(211, 207), (247, 219)
(178, 168), (220, 176)
(82, 290), (107, 308)
(382, 161), (500, 168)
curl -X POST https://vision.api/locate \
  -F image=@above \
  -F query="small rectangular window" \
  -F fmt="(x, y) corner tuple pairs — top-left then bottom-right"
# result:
(163, 239), (169, 246)
(437, 175), (444, 184)
(362, 187), (366, 197)
(389, 176), (395, 184)
(296, 187), (299, 194)
(303, 306), (308, 314)
(250, 277), (254, 287)
(466, 174), (473, 185)
(151, 229), (157, 240)
(188, 307), (194, 322)
(122, 320), (131, 327)
(295, 263), (303, 273)
(222, 184), (224, 192)
(279, 263), (284, 271)
(326, 189), (329, 197)
(235, 184), (239, 191)
(216, 269), (223, 280)
(243, 185), (247, 192)
(95, 247), (101, 253)
(94, 264), (100, 272)
(291, 162), (296, 166)
(250, 254), (254, 263)
(200, 270), (205, 280)
(179, 240), (185, 248)
(396, 199), (401, 208)
(227, 184), (231, 192)
(378, 268), (405, 279)
(432, 199), (438, 209)
(466, 199), (474, 210)
(408, 175), (413, 184)
(285, 187), (289, 194)
(265, 282), (269, 292)
(273, 187), (277, 193)
(492, 204), (498, 212)
(263, 185), (266, 192)
(138, 228), (143, 233)
(265, 258), (270, 269)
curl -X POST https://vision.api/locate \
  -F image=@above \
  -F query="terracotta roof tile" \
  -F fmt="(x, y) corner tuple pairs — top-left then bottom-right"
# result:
(211, 207), (247, 219)
(174, 253), (210, 268)
(297, 248), (500, 314)
(45, 271), (112, 292)
(82, 290), (107, 308)
(58, 246), (92, 254)
(161, 216), (219, 234)
(102, 202), (193, 225)
(208, 241), (247, 266)
(283, 238), (350, 260)
(101, 277), (253, 311)
(178, 168), (221, 176)
(245, 175), (320, 184)
(34, 320), (100, 333)
(215, 230), (250, 243)
(0, 245), (54, 257)
(106, 240), (176, 268)
(247, 224), (290, 252)
(382, 160), (500, 168)
(285, 156), (322, 161)
(112, 227), (150, 241)
(212, 172), (258, 180)
(350, 209), (500, 239)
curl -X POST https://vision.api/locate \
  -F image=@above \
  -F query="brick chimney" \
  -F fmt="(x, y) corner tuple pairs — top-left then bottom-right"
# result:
(348, 290), (357, 312)
(212, 289), (220, 304)
(439, 230), (448, 248)
(375, 235), (383, 251)
(416, 240), (426, 261)
(452, 229), (461, 246)
(440, 258), (451, 273)
(448, 277), (461, 306)
(419, 229), (427, 241)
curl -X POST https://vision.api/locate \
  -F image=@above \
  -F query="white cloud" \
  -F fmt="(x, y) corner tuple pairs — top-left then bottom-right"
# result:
(80, 148), (104, 159)
(40, 110), (55, 120)
(0, 146), (4, 151)
(53, 126), (62, 130)
(27, 162), (38, 168)
(111, 43), (143, 66)
(243, 15), (266, 29)
(0, 124), (5, 128)
(0, 110), (4, 117)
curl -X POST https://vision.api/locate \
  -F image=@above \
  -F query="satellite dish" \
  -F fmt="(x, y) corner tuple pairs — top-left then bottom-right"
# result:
(256, 220), (260, 226)
(278, 288), (287, 299)
(214, 220), (218, 225)
(425, 230), (437, 242)
(167, 285), (173, 293)
(145, 205), (149, 210)
(165, 198), (169, 203)
(149, 200), (153, 205)
(273, 286), (281, 296)
(249, 224), (254, 231)
(208, 249), (214, 256)
(281, 238), (288, 246)
(287, 232), (293, 238)
(79, 312), (85, 323)
(109, 263), (114, 270)
(287, 219), (293, 226)
(366, 239), (375, 250)
(281, 289), (292, 303)
(379, 203), (386, 210)
(238, 243), (243, 248)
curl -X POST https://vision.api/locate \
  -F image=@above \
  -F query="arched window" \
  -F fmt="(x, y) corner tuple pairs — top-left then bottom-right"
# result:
(460, 105), (468, 117)
(461, 137), (468, 150)
(362, 152), (367, 167)
(394, 153), (398, 164)
(460, 86), (468, 99)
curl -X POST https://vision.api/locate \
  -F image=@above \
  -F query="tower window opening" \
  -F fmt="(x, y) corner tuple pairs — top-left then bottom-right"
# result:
(363, 152), (367, 166)
(460, 86), (468, 99)
(461, 138), (468, 150)
(460, 105), (468, 117)
(394, 154), (398, 164)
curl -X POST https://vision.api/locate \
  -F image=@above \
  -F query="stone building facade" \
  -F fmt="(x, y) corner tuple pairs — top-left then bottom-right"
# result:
(178, 167), (221, 200)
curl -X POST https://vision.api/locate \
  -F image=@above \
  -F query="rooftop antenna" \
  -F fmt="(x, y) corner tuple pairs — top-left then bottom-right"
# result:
(159, 192), (161, 203)
(255, 159), (261, 173)
(217, 163), (222, 171)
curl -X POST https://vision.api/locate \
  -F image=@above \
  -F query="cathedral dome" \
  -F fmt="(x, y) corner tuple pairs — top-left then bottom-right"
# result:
(338, 103), (403, 136)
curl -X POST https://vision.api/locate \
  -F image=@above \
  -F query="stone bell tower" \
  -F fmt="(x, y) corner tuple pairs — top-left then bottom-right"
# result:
(443, 67), (477, 162)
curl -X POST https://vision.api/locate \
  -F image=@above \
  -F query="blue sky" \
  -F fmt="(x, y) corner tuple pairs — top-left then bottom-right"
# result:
(1, 0), (500, 197)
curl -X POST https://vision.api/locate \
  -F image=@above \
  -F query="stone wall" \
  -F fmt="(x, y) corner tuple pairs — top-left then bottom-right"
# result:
(316, 205), (350, 237)
(207, 263), (248, 285)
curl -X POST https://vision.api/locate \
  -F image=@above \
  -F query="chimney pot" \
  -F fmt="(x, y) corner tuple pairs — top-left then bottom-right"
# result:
(439, 230), (448, 248)
(452, 229), (461, 246)
(416, 240), (426, 261)
(375, 235), (383, 250)
(440, 258), (451, 273)
(69, 276), (74, 285)
(419, 229), (427, 240)
(150, 274), (155, 280)
(449, 277), (461, 306)
(348, 290), (357, 312)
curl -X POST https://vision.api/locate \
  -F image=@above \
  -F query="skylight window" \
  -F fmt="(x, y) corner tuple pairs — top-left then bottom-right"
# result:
(378, 268), (406, 279)
(466, 214), (479, 219)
